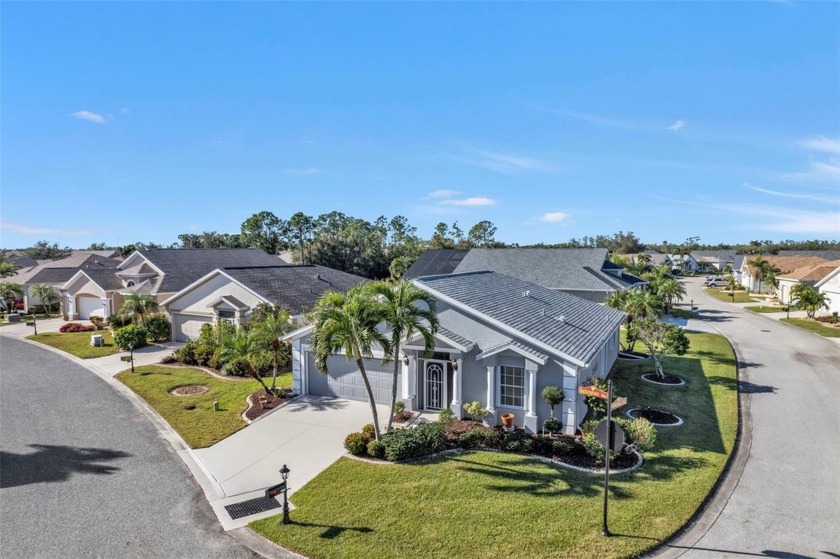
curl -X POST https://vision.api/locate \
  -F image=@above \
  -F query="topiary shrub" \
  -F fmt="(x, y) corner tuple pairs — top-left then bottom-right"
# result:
(381, 422), (446, 462)
(366, 439), (386, 459)
(113, 324), (148, 350)
(344, 432), (367, 455)
(145, 313), (171, 342)
(543, 418), (563, 434)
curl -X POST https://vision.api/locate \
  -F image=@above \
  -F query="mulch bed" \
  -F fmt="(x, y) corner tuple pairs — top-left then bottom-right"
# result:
(445, 419), (488, 441)
(628, 407), (682, 425)
(392, 411), (414, 424)
(245, 390), (289, 421)
(550, 444), (639, 470)
(642, 373), (685, 385)
(170, 385), (210, 396)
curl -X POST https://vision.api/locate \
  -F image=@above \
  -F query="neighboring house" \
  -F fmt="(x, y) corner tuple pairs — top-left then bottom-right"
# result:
(646, 253), (672, 269)
(814, 265), (840, 314)
(739, 255), (829, 292)
(776, 260), (840, 306)
(3, 250), (120, 313)
(61, 248), (281, 320)
(161, 265), (366, 341)
(666, 253), (700, 273)
(776, 250), (840, 260)
(732, 255), (745, 284)
(284, 271), (626, 435)
(404, 248), (645, 303)
(691, 250), (738, 273)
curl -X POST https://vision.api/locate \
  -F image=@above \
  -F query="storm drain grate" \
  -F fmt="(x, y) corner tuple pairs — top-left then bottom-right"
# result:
(224, 496), (281, 520)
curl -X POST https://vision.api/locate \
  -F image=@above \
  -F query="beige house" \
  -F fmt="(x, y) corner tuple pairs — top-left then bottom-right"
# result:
(777, 260), (840, 306)
(739, 255), (829, 293)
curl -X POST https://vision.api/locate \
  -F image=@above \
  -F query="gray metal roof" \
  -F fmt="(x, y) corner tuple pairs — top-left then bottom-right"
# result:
(222, 265), (367, 315)
(415, 271), (626, 365)
(437, 326), (474, 350)
(137, 249), (283, 293)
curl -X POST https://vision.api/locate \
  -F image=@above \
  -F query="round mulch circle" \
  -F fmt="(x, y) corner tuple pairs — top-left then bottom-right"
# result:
(170, 385), (210, 396)
(627, 407), (684, 426)
(641, 373), (686, 386)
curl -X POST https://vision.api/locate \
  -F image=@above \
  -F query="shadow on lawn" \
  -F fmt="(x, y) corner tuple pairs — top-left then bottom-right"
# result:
(290, 521), (373, 539)
(706, 375), (776, 394)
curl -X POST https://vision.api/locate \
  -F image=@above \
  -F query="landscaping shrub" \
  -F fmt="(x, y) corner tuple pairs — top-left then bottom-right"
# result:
(457, 428), (500, 450)
(580, 377), (609, 419)
(59, 322), (95, 333)
(90, 316), (105, 330)
(160, 354), (177, 365)
(616, 417), (657, 452)
(551, 438), (575, 456)
(543, 419), (563, 434)
(382, 422), (446, 462)
(344, 432), (367, 455)
(174, 342), (198, 365)
(500, 430), (533, 454)
(531, 435), (553, 456)
(366, 439), (386, 459)
(194, 344), (215, 367)
(463, 401), (489, 421)
(145, 313), (171, 342)
(114, 324), (148, 350)
(438, 408), (455, 424)
(581, 432), (608, 464)
(107, 314), (132, 330)
(361, 423), (376, 440)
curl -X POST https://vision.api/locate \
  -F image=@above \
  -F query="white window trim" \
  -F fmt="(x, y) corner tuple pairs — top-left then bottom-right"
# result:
(496, 365), (526, 410)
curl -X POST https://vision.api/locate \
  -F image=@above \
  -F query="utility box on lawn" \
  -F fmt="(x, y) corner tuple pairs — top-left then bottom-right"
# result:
(90, 334), (104, 347)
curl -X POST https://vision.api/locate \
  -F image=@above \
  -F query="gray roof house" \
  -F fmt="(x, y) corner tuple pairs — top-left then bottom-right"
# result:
(404, 248), (645, 302)
(19, 254), (121, 315)
(691, 250), (738, 272)
(161, 265), (366, 341)
(284, 271), (626, 435)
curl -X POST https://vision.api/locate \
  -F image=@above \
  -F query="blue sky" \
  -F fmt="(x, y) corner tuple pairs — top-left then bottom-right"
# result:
(2, 2), (838, 249)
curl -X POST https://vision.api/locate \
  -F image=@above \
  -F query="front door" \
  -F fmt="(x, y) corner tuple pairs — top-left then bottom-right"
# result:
(424, 361), (447, 411)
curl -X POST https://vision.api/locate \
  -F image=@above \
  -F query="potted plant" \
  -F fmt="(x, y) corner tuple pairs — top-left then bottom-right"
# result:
(501, 412), (515, 430)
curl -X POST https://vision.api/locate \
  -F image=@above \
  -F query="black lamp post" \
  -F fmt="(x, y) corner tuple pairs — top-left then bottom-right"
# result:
(280, 464), (290, 524)
(129, 343), (135, 373)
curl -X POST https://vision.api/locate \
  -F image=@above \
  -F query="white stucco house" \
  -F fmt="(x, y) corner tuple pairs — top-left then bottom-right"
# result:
(283, 271), (626, 435)
(776, 260), (840, 306)
(815, 265), (840, 314)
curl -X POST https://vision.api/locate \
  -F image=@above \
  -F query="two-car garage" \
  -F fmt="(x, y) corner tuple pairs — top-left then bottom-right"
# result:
(171, 313), (214, 342)
(305, 353), (398, 406)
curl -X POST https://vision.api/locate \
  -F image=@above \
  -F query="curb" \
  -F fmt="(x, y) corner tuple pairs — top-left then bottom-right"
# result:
(641, 297), (753, 557)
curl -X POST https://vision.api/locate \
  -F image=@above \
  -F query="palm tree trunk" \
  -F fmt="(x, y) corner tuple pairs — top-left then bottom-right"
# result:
(356, 357), (382, 441)
(386, 341), (400, 433)
(248, 364), (272, 395)
(270, 354), (278, 392)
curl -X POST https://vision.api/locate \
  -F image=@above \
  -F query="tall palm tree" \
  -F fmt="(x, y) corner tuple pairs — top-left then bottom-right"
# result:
(120, 294), (158, 326)
(29, 284), (60, 317)
(219, 326), (273, 394)
(657, 277), (687, 314)
(642, 265), (671, 297)
(368, 280), (438, 432)
(747, 256), (769, 293)
(310, 286), (392, 441)
(251, 308), (292, 393)
(624, 289), (663, 322)
(0, 282), (23, 313)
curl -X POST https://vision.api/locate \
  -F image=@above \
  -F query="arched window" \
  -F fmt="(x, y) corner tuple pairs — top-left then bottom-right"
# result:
(126, 280), (135, 287)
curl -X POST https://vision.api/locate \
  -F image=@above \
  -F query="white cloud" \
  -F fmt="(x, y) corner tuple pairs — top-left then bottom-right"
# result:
(70, 110), (109, 124)
(428, 189), (461, 199)
(799, 137), (840, 155)
(718, 204), (840, 235)
(668, 120), (686, 132)
(536, 211), (570, 223)
(454, 148), (564, 175)
(120, 108), (130, 115)
(743, 183), (839, 204)
(283, 167), (321, 175)
(1, 220), (95, 236)
(778, 158), (840, 183)
(439, 197), (497, 207)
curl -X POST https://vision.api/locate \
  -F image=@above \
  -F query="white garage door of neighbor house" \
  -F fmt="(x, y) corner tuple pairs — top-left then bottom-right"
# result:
(306, 354), (397, 405)
(78, 297), (102, 319)
(173, 314), (213, 342)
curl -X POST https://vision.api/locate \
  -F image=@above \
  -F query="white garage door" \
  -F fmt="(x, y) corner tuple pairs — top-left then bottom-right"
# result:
(78, 296), (102, 320)
(307, 354), (397, 405)
(172, 313), (213, 342)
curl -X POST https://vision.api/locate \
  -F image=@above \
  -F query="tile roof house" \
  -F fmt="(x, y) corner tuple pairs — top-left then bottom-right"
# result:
(739, 255), (830, 292)
(777, 260), (840, 306)
(60, 248), (282, 320)
(284, 271), (626, 435)
(404, 248), (644, 303)
(814, 265), (840, 314)
(161, 265), (367, 341)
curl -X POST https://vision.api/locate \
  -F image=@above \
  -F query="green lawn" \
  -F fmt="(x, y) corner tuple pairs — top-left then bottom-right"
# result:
(781, 318), (840, 338)
(117, 365), (292, 448)
(743, 305), (785, 314)
(27, 330), (119, 358)
(704, 288), (756, 303)
(252, 333), (738, 559)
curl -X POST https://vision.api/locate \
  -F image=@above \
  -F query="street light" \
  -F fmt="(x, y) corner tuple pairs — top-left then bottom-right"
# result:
(280, 464), (291, 524)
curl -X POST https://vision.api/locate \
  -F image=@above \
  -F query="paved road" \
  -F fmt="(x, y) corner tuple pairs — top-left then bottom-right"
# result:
(672, 279), (840, 557)
(0, 336), (257, 559)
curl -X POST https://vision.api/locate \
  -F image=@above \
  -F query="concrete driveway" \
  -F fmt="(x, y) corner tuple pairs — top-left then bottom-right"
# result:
(195, 395), (390, 500)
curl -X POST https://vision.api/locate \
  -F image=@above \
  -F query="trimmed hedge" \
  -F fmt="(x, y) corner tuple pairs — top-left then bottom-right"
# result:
(381, 422), (446, 462)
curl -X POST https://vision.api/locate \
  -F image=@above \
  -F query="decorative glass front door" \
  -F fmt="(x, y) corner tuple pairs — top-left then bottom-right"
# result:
(424, 362), (445, 410)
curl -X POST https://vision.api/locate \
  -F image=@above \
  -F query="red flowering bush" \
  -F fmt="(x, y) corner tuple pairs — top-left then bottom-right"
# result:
(59, 322), (95, 333)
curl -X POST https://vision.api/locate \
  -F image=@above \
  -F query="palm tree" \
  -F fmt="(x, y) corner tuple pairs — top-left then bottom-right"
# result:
(747, 256), (769, 293)
(29, 284), (60, 317)
(120, 294), (159, 326)
(624, 289), (663, 322)
(657, 277), (687, 314)
(0, 252), (21, 279)
(725, 273), (739, 301)
(0, 281), (23, 313)
(791, 284), (830, 319)
(368, 280), (438, 432)
(636, 253), (652, 269)
(251, 308), (292, 393)
(642, 265), (671, 297)
(310, 286), (392, 441)
(219, 326), (273, 395)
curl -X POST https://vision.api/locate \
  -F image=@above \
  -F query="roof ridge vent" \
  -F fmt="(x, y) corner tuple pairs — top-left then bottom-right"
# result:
(524, 290), (530, 298)
(555, 315), (566, 323)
